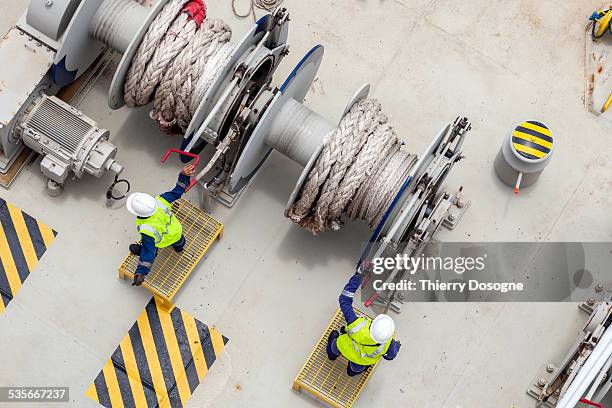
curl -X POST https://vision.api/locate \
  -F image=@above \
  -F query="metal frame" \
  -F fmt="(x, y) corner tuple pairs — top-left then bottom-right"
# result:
(528, 302), (612, 406)
(183, 12), (288, 143)
(52, 0), (107, 85)
(356, 118), (471, 311)
(229, 44), (324, 195)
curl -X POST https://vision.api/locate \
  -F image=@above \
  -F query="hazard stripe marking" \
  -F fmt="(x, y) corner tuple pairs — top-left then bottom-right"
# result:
(524, 121), (552, 137)
(512, 121), (553, 160)
(512, 142), (548, 158)
(512, 136), (551, 154)
(87, 297), (229, 408)
(0, 198), (57, 314)
(512, 130), (553, 149)
(127, 323), (160, 407)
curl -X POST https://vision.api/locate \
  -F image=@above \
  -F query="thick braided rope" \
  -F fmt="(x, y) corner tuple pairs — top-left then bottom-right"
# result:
(182, 21), (232, 127)
(154, 19), (232, 131)
(288, 98), (416, 234)
(349, 148), (417, 227)
(347, 143), (398, 223)
(124, 0), (190, 106)
(153, 23), (203, 127)
(124, 0), (233, 132)
(312, 99), (384, 229)
(189, 41), (235, 115)
(138, 13), (196, 105)
(288, 99), (375, 222)
(327, 121), (398, 223)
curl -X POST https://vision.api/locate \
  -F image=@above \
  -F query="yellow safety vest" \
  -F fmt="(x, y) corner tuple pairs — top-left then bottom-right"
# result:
(336, 316), (393, 366)
(135, 196), (182, 248)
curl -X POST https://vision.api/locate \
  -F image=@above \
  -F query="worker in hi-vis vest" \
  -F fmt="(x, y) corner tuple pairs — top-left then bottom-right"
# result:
(326, 273), (401, 376)
(125, 164), (196, 286)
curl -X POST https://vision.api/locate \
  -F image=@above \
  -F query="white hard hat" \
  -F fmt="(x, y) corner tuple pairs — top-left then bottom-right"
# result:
(126, 193), (157, 217)
(370, 314), (395, 343)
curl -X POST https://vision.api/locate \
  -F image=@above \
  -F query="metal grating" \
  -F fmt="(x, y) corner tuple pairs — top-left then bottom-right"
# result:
(119, 199), (223, 304)
(293, 308), (379, 408)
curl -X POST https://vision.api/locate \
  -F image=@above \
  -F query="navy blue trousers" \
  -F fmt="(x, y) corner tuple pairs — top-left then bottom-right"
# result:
(326, 330), (368, 376)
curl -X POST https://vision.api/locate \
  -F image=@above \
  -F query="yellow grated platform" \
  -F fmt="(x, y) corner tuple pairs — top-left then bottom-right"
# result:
(293, 308), (379, 408)
(118, 199), (223, 309)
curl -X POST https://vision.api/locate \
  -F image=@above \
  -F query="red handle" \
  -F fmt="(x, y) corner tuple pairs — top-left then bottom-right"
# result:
(580, 398), (604, 408)
(161, 149), (201, 193)
(161, 148), (200, 167)
(364, 291), (379, 308)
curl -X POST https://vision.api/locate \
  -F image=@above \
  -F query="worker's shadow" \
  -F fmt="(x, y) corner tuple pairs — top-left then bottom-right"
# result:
(115, 106), (178, 164)
(491, 166), (535, 217)
(275, 216), (370, 270)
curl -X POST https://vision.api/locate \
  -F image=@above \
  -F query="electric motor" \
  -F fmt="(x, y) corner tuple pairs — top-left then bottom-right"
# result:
(19, 95), (123, 195)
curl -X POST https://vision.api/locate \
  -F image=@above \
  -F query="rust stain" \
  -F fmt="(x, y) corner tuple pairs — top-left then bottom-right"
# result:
(235, 383), (242, 392)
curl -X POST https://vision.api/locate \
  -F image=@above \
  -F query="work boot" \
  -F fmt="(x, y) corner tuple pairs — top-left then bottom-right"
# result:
(129, 243), (142, 256)
(326, 330), (340, 361)
(173, 237), (186, 253)
(347, 362), (366, 377)
(132, 274), (145, 286)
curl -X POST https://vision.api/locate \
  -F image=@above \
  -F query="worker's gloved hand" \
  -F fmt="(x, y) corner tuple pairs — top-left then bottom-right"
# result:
(182, 164), (197, 177)
(355, 261), (371, 278)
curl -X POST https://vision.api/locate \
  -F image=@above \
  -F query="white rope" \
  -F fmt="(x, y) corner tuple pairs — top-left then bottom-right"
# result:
(287, 99), (417, 234)
(232, 0), (285, 21)
(155, 20), (234, 131)
(124, 0), (234, 132)
(189, 41), (235, 116)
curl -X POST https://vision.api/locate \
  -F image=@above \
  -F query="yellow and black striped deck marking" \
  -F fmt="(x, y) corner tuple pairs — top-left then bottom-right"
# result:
(512, 121), (553, 160)
(0, 197), (57, 315)
(86, 297), (228, 408)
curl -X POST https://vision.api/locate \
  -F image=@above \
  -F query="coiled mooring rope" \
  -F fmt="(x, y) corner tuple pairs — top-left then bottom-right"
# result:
(124, 0), (234, 132)
(287, 99), (417, 234)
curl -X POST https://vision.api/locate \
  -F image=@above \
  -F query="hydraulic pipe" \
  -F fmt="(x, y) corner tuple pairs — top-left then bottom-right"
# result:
(557, 328), (612, 408)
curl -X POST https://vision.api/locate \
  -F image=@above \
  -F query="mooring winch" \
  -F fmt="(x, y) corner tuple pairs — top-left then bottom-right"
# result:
(1, 0), (472, 310)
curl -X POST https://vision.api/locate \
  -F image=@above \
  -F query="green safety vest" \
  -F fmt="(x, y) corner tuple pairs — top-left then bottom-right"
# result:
(135, 196), (182, 248)
(336, 316), (393, 366)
